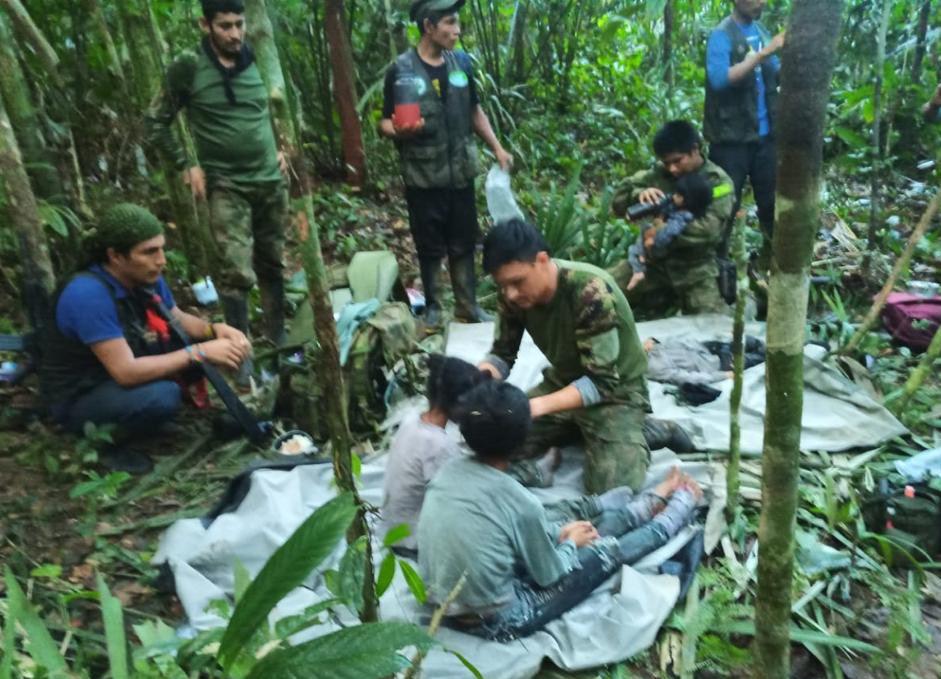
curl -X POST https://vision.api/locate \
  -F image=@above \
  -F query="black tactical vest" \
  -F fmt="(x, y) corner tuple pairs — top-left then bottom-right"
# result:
(703, 16), (778, 145)
(393, 49), (478, 189)
(40, 270), (169, 405)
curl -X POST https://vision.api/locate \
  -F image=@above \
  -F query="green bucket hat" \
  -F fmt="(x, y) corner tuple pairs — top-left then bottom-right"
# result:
(91, 203), (164, 255)
(409, 0), (465, 22)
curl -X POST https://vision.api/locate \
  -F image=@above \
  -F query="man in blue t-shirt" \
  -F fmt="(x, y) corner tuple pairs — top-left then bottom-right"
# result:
(923, 83), (941, 123)
(704, 0), (784, 269)
(40, 204), (251, 472)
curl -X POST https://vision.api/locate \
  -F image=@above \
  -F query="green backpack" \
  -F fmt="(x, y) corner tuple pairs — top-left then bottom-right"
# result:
(861, 474), (941, 566)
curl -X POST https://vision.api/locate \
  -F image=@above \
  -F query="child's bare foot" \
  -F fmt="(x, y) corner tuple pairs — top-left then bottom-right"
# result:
(679, 474), (704, 502)
(652, 466), (683, 499)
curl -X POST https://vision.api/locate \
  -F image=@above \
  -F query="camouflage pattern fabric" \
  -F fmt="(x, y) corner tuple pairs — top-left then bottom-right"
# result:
(509, 383), (650, 493)
(207, 178), (288, 295)
(610, 159), (734, 316)
(489, 260), (649, 406)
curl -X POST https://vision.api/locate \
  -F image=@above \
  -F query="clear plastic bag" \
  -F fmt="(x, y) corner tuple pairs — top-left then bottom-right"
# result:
(485, 165), (524, 224)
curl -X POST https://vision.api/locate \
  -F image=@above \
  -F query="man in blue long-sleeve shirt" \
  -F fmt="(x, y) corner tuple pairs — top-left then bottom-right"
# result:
(704, 0), (784, 268)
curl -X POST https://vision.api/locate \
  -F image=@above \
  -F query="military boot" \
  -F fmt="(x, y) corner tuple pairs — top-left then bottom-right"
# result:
(220, 292), (254, 389)
(419, 257), (443, 328)
(643, 417), (695, 453)
(449, 254), (493, 323)
(259, 276), (286, 347)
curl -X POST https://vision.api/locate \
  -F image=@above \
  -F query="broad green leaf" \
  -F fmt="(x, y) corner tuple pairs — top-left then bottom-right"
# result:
(244, 622), (436, 679)
(2, 581), (17, 679)
(217, 493), (357, 669)
(382, 523), (411, 548)
(233, 559), (252, 603)
(376, 553), (396, 597)
(29, 564), (62, 579)
(398, 560), (427, 604)
(334, 536), (367, 613)
(97, 574), (128, 679)
(3, 567), (68, 677)
(273, 598), (339, 639)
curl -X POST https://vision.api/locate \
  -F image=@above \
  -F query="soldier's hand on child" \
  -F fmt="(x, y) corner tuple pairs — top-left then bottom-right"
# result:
(182, 166), (207, 200)
(638, 187), (666, 205)
(558, 521), (599, 547)
(627, 272), (646, 291)
(392, 114), (426, 138)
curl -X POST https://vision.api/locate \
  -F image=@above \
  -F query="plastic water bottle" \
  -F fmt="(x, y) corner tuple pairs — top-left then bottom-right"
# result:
(485, 165), (525, 224)
(393, 74), (422, 127)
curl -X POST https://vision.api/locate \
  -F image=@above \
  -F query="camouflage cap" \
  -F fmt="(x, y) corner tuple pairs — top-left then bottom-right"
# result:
(91, 203), (164, 255)
(409, 0), (465, 22)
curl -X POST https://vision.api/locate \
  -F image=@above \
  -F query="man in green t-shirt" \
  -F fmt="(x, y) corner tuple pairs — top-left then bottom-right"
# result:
(478, 220), (692, 493)
(145, 0), (288, 386)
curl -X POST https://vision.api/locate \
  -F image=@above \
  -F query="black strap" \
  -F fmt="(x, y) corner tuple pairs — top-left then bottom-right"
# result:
(146, 290), (267, 444)
(200, 37), (256, 105)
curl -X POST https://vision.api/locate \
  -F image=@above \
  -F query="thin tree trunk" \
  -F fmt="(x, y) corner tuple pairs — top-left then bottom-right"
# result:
(662, 0), (675, 91)
(754, 2), (843, 678)
(382, 0), (398, 63)
(0, 96), (56, 328)
(84, 0), (124, 82)
(727, 213), (747, 523)
(245, 0), (378, 624)
(118, 0), (211, 279)
(0, 13), (64, 203)
(864, 0), (891, 273)
(510, 0), (529, 85)
(0, 0), (61, 83)
(893, 324), (941, 413)
(324, 0), (367, 186)
(911, 0), (931, 85)
(842, 187), (941, 356)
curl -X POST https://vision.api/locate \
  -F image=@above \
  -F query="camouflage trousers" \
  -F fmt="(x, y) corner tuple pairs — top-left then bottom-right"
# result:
(208, 178), (288, 294)
(510, 383), (651, 493)
(609, 258), (729, 319)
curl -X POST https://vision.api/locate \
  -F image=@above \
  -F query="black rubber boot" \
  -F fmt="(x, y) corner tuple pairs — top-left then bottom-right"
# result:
(220, 292), (254, 389)
(643, 417), (695, 453)
(449, 254), (493, 323)
(419, 257), (443, 328)
(259, 276), (286, 347)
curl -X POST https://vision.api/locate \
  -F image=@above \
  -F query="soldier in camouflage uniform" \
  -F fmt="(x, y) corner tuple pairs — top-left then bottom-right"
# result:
(145, 0), (288, 386)
(479, 220), (692, 494)
(611, 120), (734, 318)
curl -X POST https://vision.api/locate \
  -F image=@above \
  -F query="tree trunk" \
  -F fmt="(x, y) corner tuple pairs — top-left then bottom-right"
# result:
(245, 0), (378, 624)
(911, 0), (931, 85)
(0, 95), (56, 328)
(324, 0), (367, 186)
(118, 0), (211, 279)
(0, 0), (61, 84)
(754, 2), (843, 678)
(864, 0), (891, 274)
(893, 323), (941, 414)
(0, 13), (65, 204)
(510, 0), (529, 85)
(727, 213), (747, 523)
(662, 0), (674, 91)
(84, 0), (124, 82)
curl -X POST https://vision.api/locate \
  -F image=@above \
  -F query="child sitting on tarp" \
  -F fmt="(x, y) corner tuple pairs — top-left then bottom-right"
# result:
(418, 380), (701, 641)
(627, 172), (714, 292)
(379, 355), (488, 553)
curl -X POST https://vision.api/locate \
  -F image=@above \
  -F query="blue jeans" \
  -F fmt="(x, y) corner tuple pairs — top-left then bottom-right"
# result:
(54, 379), (182, 437)
(460, 519), (671, 641)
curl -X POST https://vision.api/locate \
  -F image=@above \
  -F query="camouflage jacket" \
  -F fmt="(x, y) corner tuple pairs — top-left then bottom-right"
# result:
(487, 260), (649, 408)
(611, 159), (734, 266)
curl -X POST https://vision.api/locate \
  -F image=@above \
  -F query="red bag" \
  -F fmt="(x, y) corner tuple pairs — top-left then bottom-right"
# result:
(882, 292), (941, 351)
